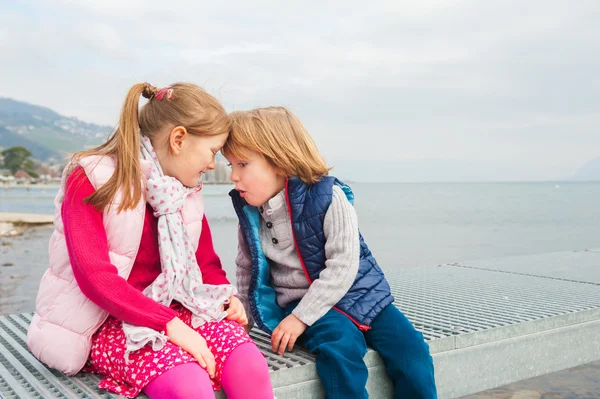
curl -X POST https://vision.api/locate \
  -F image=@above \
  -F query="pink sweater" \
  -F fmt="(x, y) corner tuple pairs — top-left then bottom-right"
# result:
(63, 167), (230, 332)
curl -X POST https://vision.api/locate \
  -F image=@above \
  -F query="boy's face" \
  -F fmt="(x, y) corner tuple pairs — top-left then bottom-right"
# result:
(225, 150), (286, 206)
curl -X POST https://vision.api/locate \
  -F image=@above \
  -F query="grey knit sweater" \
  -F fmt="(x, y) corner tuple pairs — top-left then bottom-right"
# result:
(235, 186), (360, 327)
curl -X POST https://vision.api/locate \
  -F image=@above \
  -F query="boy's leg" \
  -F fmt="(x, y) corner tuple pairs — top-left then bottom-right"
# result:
(364, 303), (438, 399)
(296, 309), (369, 399)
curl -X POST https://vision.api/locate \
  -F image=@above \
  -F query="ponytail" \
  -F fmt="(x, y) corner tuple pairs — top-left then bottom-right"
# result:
(76, 83), (157, 212)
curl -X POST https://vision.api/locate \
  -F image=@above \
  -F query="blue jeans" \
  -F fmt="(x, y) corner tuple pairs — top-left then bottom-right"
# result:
(286, 303), (438, 399)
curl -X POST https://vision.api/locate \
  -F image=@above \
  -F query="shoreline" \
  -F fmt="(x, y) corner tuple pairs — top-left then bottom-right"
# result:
(1, 182), (61, 189)
(0, 212), (54, 223)
(0, 212), (54, 237)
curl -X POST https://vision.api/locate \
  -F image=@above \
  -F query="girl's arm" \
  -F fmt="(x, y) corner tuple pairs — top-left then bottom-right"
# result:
(292, 185), (360, 326)
(62, 167), (178, 332)
(195, 215), (230, 285)
(235, 226), (255, 329)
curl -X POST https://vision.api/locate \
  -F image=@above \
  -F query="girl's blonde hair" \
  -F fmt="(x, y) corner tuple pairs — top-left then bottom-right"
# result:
(223, 107), (330, 184)
(72, 82), (230, 212)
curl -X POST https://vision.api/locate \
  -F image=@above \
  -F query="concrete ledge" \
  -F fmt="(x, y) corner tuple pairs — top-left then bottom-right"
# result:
(433, 318), (600, 398)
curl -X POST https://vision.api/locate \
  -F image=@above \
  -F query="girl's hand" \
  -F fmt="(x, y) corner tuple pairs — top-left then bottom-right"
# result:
(166, 317), (215, 378)
(271, 314), (307, 355)
(225, 296), (248, 327)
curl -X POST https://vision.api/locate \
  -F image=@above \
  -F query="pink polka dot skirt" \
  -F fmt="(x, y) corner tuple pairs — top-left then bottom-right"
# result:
(85, 305), (252, 398)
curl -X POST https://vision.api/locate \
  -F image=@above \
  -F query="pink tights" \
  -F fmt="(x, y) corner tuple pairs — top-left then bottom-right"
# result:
(143, 342), (273, 399)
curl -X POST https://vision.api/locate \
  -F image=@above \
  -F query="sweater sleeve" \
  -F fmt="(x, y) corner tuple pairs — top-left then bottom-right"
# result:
(235, 225), (255, 329)
(62, 167), (178, 332)
(195, 215), (231, 285)
(292, 185), (360, 326)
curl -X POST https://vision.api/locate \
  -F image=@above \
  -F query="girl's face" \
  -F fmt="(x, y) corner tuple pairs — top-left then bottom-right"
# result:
(154, 127), (228, 189)
(225, 150), (286, 206)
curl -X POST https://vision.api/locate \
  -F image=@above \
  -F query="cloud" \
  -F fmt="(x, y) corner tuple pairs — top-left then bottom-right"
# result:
(181, 43), (274, 65)
(1, 0), (599, 180)
(74, 22), (128, 57)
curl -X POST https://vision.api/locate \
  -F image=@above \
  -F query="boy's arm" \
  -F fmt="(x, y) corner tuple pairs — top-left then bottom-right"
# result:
(235, 225), (255, 330)
(291, 185), (360, 326)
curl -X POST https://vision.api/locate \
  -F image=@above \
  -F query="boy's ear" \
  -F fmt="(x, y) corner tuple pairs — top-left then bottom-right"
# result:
(274, 165), (287, 177)
(265, 157), (286, 177)
(168, 126), (188, 155)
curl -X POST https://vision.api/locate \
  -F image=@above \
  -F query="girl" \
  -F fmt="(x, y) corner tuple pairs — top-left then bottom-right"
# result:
(27, 83), (274, 399)
(223, 107), (438, 399)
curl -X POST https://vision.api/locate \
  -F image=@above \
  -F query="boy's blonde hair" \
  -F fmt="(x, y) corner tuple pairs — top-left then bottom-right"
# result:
(224, 107), (330, 184)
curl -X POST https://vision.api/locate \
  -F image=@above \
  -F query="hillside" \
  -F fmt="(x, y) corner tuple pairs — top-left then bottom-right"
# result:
(0, 98), (112, 161)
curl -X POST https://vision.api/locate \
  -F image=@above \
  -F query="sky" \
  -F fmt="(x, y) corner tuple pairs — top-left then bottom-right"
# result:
(1, 0), (599, 182)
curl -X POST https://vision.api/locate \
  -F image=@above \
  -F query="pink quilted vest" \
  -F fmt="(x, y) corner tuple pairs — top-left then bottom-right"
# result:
(27, 155), (204, 375)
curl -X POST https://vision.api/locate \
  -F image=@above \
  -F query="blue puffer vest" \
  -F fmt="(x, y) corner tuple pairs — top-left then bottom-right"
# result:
(230, 176), (394, 333)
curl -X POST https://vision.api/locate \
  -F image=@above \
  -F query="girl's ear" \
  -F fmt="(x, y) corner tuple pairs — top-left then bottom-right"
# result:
(168, 126), (188, 155)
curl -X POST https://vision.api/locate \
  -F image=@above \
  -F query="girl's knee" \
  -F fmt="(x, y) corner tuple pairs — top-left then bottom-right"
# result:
(222, 343), (274, 398)
(144, 362), (215, 399)
(224, 342), (269, 376)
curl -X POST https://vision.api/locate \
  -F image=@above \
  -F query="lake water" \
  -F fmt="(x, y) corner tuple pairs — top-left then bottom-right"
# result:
(2, 181), (599, 270)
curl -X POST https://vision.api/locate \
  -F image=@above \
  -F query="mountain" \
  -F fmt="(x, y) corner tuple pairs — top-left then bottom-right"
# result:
(571, 157), (600, 181)
(0, 98), (112, 161)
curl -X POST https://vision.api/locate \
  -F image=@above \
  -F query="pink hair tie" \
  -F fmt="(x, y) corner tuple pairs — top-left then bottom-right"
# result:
(155, 86), (173, 100)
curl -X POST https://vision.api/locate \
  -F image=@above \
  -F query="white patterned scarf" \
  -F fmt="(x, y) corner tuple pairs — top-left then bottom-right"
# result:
(122, 136), (236, 358)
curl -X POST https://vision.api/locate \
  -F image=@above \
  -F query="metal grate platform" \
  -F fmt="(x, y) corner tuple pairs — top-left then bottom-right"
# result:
(2, 250), (600, 398)
(388, 263), (600, 344)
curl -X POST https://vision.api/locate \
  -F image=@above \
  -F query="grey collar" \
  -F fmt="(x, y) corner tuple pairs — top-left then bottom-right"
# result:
(260, 189), (287, 221)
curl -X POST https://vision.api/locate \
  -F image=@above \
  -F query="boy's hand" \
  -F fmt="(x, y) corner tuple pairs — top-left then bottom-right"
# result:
(271, 314), (307, 355)
(225, 296), (248, 327)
